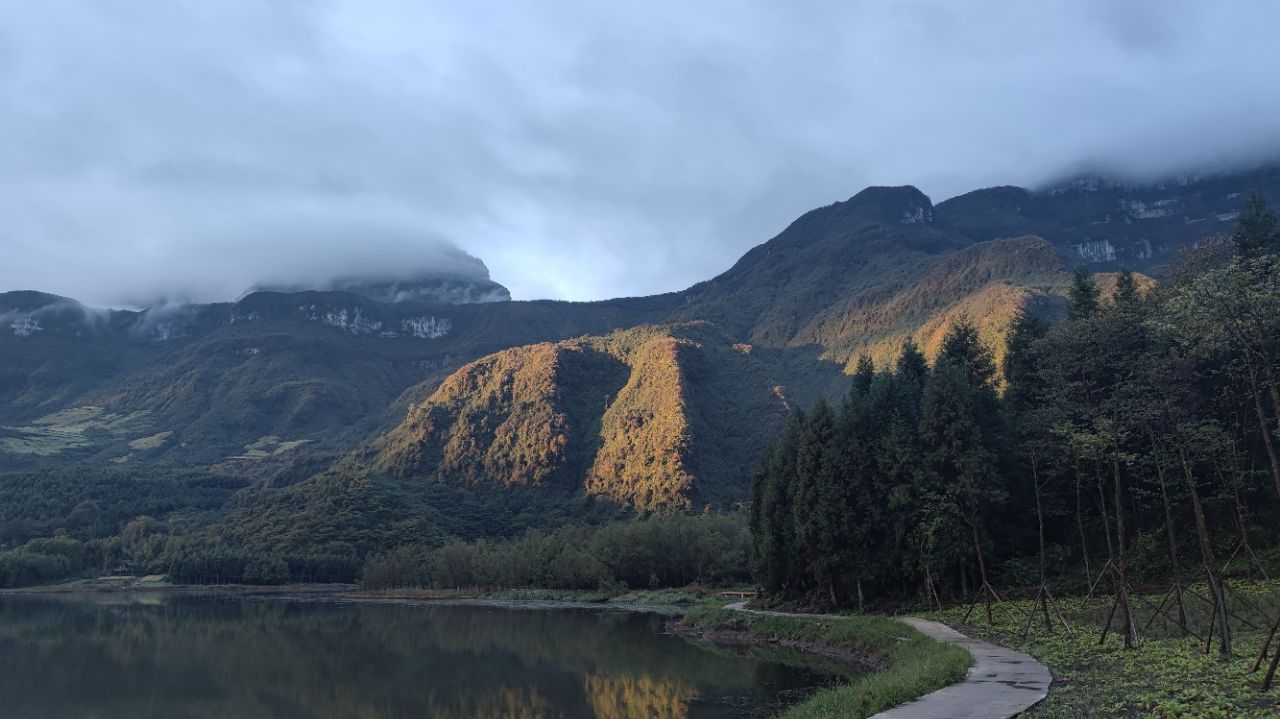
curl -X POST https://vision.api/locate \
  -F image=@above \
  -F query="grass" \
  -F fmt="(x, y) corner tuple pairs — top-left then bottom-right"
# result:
(680, 604), (972, 718)
(1, 405), (151, 456)
(231, 435), (313, 460)
(0, 404), (156, 452)
(607, 589), (702, 605)
(486, 589), (614, 602)
(128, 431), (173, 451)
(483, 588), (704, 605)
(933, 578), (1280, 718)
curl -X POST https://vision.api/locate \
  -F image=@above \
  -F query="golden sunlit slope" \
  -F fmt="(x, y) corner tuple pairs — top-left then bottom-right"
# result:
(364, 323), (847, 510)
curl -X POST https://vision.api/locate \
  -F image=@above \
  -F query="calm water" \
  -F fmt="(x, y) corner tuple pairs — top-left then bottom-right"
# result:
(0, 595), (859, 718)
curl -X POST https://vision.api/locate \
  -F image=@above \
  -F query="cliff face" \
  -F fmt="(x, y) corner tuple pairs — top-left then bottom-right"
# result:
(935, 166), (1280, 274)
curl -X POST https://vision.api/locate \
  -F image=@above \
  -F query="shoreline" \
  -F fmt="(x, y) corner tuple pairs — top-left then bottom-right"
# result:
(0, 581), (361, 597)
(0, 581), (701, 616)
(667, 617), (888, 670)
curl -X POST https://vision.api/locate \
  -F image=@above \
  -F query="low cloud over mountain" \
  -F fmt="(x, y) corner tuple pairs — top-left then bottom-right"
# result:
(2, 1), (1279, 306)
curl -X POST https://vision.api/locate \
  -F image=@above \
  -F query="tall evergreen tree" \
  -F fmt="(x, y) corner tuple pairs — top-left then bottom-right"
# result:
(939, 318), (996, 388)
(1003, 310), (1050, 410)
(851, 356), (876, 400)
(751, 411), (804, 594)
(792, 401), (837, 599)
(895, 337), (929, 383)
(919, 361), (1006, 613)
(1114, 269), (1139, 307)
(1002, 308), (1060, 627)
(1068, 267), (1101, 321)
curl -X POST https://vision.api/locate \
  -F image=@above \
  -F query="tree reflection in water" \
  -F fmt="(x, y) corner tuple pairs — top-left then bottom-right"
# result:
(0, 595), (857, 718)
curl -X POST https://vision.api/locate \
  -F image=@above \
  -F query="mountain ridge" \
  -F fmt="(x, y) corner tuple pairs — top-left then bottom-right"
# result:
(3, 165), (1277, 525)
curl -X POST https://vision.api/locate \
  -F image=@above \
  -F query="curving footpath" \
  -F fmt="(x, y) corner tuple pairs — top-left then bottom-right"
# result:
(724, 602), (1051, 719)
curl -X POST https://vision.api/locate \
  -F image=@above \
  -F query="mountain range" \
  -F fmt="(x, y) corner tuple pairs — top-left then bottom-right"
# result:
(3, 164), (1278, 546)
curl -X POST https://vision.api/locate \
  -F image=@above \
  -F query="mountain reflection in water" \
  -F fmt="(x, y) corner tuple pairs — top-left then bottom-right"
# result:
(0, 595), (858, 718)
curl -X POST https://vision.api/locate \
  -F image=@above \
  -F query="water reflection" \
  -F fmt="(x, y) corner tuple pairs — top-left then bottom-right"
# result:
(0, 595), (855, 718)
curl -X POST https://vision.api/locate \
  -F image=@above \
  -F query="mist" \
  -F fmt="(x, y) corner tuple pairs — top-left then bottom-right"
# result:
(2, 0), (1279, 306)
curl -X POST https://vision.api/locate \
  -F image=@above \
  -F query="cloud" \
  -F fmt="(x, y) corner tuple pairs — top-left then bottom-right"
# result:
(1, 0), (1278, 305)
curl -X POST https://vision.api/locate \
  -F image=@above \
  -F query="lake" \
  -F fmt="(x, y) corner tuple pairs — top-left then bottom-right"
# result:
(0, 594), (858, 718)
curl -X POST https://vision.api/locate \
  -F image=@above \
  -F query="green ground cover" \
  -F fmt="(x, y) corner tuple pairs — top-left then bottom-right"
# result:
(935, 579), (1280, 718)
(680, 605), (971, 718)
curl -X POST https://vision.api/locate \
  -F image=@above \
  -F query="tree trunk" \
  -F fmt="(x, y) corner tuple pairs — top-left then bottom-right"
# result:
(1246, 361), (1280, 500)
(1094, 457), (1116, 568)
(1032, 459), (1053, 632)
(1074, 458), (1093, 587)
(1173, 436), (1233, 659)
(1225, 435), (1264, 579)
(1032, 459), (1048, 588)
(970, 516), (993, 622)
(1264, 360), (1280, 441)
(1111, 442), (1137, 649)
(1148, 429), (1189, 629)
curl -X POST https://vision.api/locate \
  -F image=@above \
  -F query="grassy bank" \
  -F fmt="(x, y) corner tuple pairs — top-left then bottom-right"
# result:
(680, 605), (971, 718)
(350, 586), (713, 606)
(935, 579), (1280, 718)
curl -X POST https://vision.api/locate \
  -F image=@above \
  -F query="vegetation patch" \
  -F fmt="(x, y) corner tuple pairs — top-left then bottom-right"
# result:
(935, 583), (1280, 718)
(231, 435), (312, 460)
(129, 431), (173, 451)
(607, 589), (702, 605)
(0, 425), (93, 456)
(0, 406), (149, 456)
(487, 589), (613, 602)
(361, 513), (748, 592)
(678, 605), (971, 719)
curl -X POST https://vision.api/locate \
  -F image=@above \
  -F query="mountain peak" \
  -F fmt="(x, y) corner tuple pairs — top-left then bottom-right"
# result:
(841, 185), (934, 225)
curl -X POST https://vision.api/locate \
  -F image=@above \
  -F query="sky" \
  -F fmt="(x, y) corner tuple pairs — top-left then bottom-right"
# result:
(2, 1), (1279, 306)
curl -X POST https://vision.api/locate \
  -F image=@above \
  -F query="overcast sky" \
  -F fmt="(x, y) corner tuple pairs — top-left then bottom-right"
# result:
(2, 1), (1279, 306)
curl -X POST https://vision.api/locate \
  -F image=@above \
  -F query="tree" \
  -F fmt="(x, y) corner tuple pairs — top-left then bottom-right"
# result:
(939, 318), (996, 388)
(1233, 194), (1280, 259)
(851, 356), (876, 400)
(1163, 243), (1280, 502)
(1002, 309), (1063, 629)
(919, 361), (1005, 619)
(1114, 269), (1139, 307)
(750, 411), (804, 595)
(792, 400), (838, 603)
(895, 337), (929, 383)
(1068, 267), (1101, 321)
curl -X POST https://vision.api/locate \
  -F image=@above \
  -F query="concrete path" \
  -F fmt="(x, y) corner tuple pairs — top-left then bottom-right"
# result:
(724, 603), (1051, 718)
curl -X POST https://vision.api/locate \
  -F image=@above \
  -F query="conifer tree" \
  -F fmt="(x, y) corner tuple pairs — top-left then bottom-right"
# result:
(939, 318), (996, 388)
(851, 356), (876, 400)
(1002, 309), (1055, 614)
(895, 337), (929, 384)
(868, 371), (921, 591)
(919, 361), (1005, 617)
(1114, 269), (1139, 307)
(752, 411), (804, 595)
(792, 400), (837, 601)
(1068, 267), (1101, 321)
